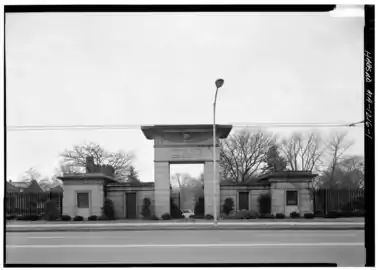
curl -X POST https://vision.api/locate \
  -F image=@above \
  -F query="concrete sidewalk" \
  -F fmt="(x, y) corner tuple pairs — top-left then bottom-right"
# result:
(6, 220), (364, 232)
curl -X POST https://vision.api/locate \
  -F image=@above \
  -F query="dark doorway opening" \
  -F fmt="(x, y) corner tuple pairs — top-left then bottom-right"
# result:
(239, 192), (249, 211)
(126, 193), (137, 219)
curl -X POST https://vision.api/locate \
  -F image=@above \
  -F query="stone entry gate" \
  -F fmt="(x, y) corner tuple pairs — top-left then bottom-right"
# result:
(141, 125), (233, 218)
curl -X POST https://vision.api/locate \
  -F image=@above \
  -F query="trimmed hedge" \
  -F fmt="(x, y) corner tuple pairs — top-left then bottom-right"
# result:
(88, 215), (98, 221)
(275, 213), (285, 219)
(259, 213), (275, 219)
(205, 214), (214, 220)
(148, 214), (159, 220)
(16, 215), (39, 221)
(161, 213), (171, 220)
(61, 215), (71, 221)
(98, 215), (109, 221)
(290, 212), (301, 218)
(314, 210), (325, 218)
(189, 214), (204, 219)
(73, 216), (84, 221)
(325, 210), (340, 218)
(304, 213), (314, 219)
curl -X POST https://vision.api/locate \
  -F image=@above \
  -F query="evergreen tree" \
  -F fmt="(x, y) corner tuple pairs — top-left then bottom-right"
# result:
(263, 145), (287, 173)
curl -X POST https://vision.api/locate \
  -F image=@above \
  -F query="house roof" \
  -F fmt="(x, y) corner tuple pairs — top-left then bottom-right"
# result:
(6, 182), (19, 191)
(107, 181), (155, 187)
(258, 171), (318, 181)
(10, 181), (29, 188)
(220, 177), (268, 187)
(58, 173), (117, 183)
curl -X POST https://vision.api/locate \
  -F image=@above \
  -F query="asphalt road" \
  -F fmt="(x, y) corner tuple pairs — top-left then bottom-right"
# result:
(6, 230), (365, 266)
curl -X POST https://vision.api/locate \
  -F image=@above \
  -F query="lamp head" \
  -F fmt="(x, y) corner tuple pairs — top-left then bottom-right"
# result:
(215, 79), (224, 89)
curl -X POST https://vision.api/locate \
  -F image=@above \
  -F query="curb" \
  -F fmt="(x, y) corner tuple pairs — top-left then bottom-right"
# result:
(6, 224), (364, 232)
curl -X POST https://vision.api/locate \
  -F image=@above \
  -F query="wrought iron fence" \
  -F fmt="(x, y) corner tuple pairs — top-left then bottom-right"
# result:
(5, 192), (63, 217)
(313, 189), (364, 215)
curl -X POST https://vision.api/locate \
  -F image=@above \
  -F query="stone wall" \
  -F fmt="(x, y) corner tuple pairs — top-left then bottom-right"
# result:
(106, 185), (154, 219)
(220, 186), (270, 214)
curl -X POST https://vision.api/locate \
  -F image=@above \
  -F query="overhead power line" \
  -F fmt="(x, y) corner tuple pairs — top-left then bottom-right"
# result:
(6, 121), (365, 131)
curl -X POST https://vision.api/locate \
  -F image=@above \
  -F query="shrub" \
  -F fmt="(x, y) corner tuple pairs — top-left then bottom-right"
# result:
(314, 210), (325, 218)
(190, 214), (204, 219)
(223, 198), (234, 215)
(339, 210), (354, 218)
(88, 215), (98, 221)
(259, 213), (274, 219)
(353, 210), (365, 217)
(304, 213), (314, 219)
(17, 215), (39, 221)
(98, 215), (109, 221)
(170, 199), (183, 219)
(194, 197), (205, 216)
(245, 210), (258, 219)
(258, 193), (271, 215)
(351, 196), (364, 211)
(44, 200), (60, 221)
(61, 215), (71, 221)
(235, 209), (249, 219)
(325, 210), (340, 218)
(141, 197), (152, 219)
(73, 216), (84, 221)
(161, 213), (171, 220)
(29, 215), (39, 221)
(290, 212), (301, 218)
(276, 213), (285, 219)
(149, 214), (159, 220)
(102, 198), (116, 220)
(6, 215), (16, 220)
(205, 214), (214, 220)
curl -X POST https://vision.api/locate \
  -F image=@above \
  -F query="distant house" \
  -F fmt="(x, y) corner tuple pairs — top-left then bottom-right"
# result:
(6, 181), (19, 192)
(8, 179), (43, 193)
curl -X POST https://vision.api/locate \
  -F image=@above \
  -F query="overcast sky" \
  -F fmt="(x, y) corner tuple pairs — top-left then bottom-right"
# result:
(6, 12), (364, 182)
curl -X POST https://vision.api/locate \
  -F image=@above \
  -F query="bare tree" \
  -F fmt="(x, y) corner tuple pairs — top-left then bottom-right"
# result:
(22, 167), (42, 182)
(220, 129), (275, 183)
(61, 142), (135, 181)
(327, 131), (354, 185)
(280, 131), (324, 172)
(318, 132), (357, 188)
(171, 173), (200, 188)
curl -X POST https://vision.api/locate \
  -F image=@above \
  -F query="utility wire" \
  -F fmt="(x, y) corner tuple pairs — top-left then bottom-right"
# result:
(6, 120), (365, 131)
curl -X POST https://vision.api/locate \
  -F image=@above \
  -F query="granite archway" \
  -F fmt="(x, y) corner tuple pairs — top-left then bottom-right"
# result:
(141, 125), (233, 218)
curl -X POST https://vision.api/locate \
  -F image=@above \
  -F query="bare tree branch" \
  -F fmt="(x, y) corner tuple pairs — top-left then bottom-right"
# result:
(60, 142), (135, 182)
(220, 129), (275, 183)
(281, 131), (324, 172)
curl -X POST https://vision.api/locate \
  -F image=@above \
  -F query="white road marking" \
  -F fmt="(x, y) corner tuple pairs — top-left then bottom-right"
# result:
(6, 242), (364, 248)
(6, 222), (364, 228)
(25, 233), (360, 239)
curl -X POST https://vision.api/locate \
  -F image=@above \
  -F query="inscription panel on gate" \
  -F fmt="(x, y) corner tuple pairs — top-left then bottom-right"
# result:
(171, 148), (203, 159)
(154, 147), (219, 161)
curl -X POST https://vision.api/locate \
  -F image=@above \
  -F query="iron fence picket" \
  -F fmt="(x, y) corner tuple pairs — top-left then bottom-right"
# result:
(6, 191), (63, 218)
(313, 188), (364, 214)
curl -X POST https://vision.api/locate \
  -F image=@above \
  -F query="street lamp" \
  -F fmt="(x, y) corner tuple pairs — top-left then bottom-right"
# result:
(213, 78), (224, 225)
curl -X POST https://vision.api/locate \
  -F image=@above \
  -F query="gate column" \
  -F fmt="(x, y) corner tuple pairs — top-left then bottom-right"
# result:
(154, 162), (170, 217)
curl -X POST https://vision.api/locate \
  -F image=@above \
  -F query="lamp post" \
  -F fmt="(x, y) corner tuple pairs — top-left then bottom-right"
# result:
(213, 78), (224, 225)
